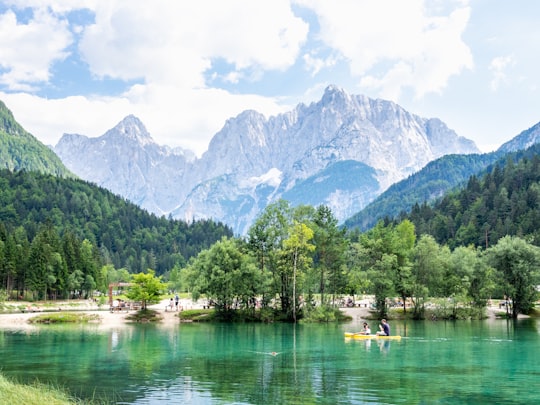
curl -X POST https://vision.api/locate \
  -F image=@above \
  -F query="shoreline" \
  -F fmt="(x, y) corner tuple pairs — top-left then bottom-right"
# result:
(341, 304), (528, 320)
(0, 298), (187, 330)
(0, 301), (525, 330)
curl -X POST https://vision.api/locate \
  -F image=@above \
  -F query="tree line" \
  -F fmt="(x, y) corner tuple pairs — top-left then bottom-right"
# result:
(181, 199), (539, 321)
(344, 152), (502, 231)
(182, 149), (540, 321)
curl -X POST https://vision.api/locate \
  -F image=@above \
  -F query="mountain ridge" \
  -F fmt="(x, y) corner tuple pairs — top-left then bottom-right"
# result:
(55, 115), (195, 215)
(54, 85), (479, 234)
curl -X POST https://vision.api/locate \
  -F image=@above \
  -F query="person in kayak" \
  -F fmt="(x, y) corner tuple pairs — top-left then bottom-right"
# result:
(376, 319), (390, 336)
(360, 322), (371, 334)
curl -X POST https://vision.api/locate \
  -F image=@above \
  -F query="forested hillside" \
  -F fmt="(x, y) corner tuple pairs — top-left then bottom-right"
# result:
(344, 152), (503, 231)
(0, 101), (73, 177)
(0, 169), (232, 297)
(400, 144), (540, 249)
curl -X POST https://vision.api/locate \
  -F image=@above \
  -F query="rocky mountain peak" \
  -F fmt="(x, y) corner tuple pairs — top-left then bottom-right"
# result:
(104, 114), (153, 145)
(321, 84), (349, 105)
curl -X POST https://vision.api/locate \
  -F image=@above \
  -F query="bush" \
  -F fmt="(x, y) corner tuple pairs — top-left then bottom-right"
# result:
(429, 299), (487, 320)
(302, 305), (351, 323)
(178, 309), (214, 322)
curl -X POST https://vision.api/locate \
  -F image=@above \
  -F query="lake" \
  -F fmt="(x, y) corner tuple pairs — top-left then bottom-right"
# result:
(0, 317), (539, 404)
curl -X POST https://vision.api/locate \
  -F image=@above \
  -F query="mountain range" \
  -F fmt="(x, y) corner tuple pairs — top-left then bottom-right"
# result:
(2, 85), (539, 236)
(53, 85), (479, 234)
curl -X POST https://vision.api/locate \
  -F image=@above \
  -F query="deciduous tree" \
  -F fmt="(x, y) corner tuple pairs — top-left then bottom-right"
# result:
(486, 236), (540, 318)
(126, 270), (166, 310)
(281, 221), (315, 322)
(186, 237), (261, 318)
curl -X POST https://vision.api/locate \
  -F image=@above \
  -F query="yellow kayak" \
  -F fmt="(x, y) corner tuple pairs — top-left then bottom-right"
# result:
(344, 332), (402, 340)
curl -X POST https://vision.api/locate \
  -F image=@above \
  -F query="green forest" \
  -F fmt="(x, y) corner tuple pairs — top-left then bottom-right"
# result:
(0, 169), (232, 300)
(401, 144), (540, 248)
(344, 151), (503, 231)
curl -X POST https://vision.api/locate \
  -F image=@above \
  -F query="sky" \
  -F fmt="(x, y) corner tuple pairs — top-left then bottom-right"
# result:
(0, 0), (539, 157)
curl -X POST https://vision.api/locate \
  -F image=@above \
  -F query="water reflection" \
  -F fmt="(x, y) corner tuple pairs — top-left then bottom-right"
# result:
(0, 319), (539, 403)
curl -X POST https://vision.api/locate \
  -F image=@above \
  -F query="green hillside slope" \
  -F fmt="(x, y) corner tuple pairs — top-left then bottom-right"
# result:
(401, 144), (540, 249)
(344, 152), (504, 231)
(0, 100), (73, 177)
(0, 169), (233, 281)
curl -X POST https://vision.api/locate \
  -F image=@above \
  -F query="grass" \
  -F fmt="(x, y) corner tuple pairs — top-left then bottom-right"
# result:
(28, 312), (101, 324)
(178, 308), (214, 322)
(0, 373), (104, 405)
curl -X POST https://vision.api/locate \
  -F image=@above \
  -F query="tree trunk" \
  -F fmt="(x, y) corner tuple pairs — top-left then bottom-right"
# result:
(292, 248), (298, 323)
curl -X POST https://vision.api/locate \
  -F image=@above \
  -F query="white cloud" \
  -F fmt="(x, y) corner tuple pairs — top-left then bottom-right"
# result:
(2, 0), (95, 14)
(74, 0), (308, 154)
(0, 1), (308, 155)
(0, 85), (287, 157)
(78, 0), (308, 87)
(303, 51), (337, 77)
(295, 0), (473, 100)
(0, 8), (72, 90)
(118, 84), (287, 155)
(0, 0), (310, 90)
(0, 91), (133, 142)
(8, 0), (532, 161)
(0, 0), (97, 13)
(489, 55), (515, 91)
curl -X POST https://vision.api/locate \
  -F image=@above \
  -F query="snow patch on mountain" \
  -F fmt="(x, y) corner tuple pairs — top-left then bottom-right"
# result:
(242, 168), (282, 188)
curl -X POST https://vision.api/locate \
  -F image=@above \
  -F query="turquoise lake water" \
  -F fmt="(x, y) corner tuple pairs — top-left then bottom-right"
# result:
(0, 317), (539, 404)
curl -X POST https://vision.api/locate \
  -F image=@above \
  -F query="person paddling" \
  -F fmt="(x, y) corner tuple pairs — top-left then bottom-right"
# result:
(376, 319), (390, 336)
